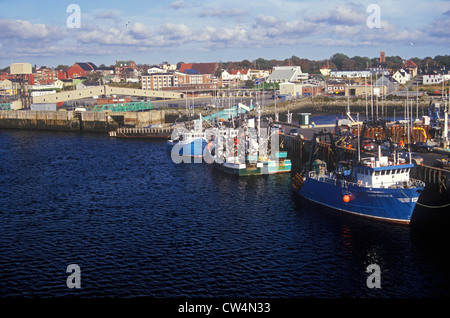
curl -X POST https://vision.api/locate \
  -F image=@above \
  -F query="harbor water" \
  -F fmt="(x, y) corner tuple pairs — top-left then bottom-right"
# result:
(0, 129), (449, 298)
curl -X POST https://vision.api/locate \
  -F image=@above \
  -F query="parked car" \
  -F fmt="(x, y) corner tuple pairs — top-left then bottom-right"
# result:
(289, 128), (299, 136)
(362, 139), (375, 152)
(399, 152), (424, 165)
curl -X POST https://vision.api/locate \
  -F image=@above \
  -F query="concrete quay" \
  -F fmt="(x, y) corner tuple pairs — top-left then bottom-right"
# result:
(0, 109), (165, 133)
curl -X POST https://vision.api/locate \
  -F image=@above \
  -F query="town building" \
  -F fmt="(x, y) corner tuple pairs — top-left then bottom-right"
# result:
(221, 69), (251, 87)
(329, 70), (371, 78)
(147, 66), (165, 74)
(279, 82), (302, 98)
(345, 84), (387, 97)
(403, 59), (418, 77)
(67, 62), (98, 79)
(422, 73), (450, 85)
(248, 69), (270, 79)
(114, 60), (138, 77)
(141, 73), (178, 90)
(392, 69), (411, 85)
(326, 80), (347, 94)
(320, 65), (331, 77)
(302, 84), (323, 97)
(266, 66), (308, 83)
(178, 63), (218, 76)
(34, 67), (57, 85)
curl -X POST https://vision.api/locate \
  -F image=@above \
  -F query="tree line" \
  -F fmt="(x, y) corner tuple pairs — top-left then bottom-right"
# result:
(2, 54), (448, 76)
(219, 54), (450, 74)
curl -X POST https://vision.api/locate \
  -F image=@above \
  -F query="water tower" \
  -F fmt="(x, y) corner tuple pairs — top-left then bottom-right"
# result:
(10, 63), (32, 109)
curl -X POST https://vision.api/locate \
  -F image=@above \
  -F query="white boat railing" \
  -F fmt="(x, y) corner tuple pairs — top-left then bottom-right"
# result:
(308, 171), (425, 189)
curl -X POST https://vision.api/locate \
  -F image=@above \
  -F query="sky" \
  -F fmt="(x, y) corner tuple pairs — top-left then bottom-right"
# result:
(0, 0), (449, 68)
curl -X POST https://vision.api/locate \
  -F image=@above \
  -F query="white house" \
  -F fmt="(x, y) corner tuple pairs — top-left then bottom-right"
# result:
(162, 63), (177, 72)
(320, 65), (331, 77)
(147, 66), (165, 74)
(392, 69), (411, 85)
(221, 69), (250, 81)
(329, 70), (371, 78)
(0, 79), (13, 90)
(266, 66), (308, 83)
(249, 69), (270, 79)
(422, 73), (450, 85)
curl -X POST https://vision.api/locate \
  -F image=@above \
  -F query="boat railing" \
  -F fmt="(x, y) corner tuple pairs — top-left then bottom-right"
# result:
(308, 171), (425, 189)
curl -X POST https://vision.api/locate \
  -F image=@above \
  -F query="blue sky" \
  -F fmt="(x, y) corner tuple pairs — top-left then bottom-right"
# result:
(0, 0), (449, 68)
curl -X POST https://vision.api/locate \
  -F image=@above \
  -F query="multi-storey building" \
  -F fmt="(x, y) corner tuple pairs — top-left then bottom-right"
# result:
(34, 67), (57, 85)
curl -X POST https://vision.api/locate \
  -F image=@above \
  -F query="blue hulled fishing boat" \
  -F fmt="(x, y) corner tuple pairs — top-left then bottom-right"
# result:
(291, 129), (425, 224)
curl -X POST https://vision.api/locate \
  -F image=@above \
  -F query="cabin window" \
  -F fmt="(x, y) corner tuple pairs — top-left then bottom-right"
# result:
(375, 171), (380, 176)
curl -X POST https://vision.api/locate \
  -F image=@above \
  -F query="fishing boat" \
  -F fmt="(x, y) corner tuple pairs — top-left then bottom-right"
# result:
(211, 127), (264, 176)
(213, 155), (264, 176)
(261, 151), (292, 174)
(167, 119), (208, 158)
(291, 130), (425, 224)
(167, 131), (208, 158)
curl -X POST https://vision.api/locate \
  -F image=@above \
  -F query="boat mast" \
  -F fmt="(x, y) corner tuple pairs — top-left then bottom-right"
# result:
(357, 113), (361, 163)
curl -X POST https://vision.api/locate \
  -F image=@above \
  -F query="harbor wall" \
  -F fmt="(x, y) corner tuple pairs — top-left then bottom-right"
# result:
(0, 109), (165, 132)
(0, 110), (80, 131)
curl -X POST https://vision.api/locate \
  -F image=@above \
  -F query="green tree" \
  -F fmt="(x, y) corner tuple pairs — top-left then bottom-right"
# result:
(255, 58), (270, 70)
(331, 53), (349, 70)
(434, 55), (450, 69)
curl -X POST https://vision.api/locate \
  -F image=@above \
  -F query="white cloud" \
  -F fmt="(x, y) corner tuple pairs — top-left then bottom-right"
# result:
(306, 4), (367, 26)
(0, 19), (63, 41)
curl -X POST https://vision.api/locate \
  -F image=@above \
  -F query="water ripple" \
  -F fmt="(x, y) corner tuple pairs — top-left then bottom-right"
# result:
(0, 130), (449, 297)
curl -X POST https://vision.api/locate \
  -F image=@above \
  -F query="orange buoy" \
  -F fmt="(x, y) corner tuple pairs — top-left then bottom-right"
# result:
(343, 195), (351, 203)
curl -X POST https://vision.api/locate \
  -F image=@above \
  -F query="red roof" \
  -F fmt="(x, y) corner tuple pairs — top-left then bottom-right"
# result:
(179, 63), (193, 72)
(403, 59), (417, 69)
(231, 69), (249, 75)
(179, 63), (216, 74)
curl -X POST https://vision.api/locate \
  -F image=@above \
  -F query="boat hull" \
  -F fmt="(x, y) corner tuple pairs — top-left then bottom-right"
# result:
(167, 138), (208, 157)
(213, 162), (262, 176)
(261, 159), (292, 174)
(293, 176), (424, 224)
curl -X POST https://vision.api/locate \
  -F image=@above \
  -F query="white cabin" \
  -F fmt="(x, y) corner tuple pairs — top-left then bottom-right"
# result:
(355, 156), (414, 188)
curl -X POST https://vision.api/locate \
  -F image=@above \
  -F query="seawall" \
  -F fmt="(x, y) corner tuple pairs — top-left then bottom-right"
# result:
(0, 110), (165, 133)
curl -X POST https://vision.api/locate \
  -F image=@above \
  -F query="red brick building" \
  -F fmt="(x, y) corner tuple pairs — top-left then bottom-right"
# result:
(67, 62), (97, 79)
(34, 67), (57, 85)
(114, 60), (138, 77)
(0, 72), (35, 85)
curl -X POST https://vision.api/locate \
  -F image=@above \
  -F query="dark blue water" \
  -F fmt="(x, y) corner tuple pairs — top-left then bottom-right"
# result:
(0, 130), (449, 298)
